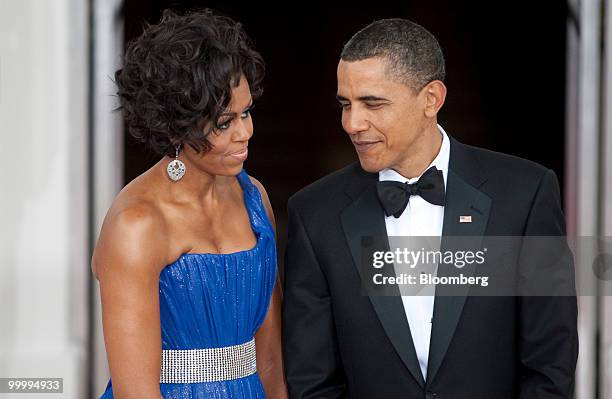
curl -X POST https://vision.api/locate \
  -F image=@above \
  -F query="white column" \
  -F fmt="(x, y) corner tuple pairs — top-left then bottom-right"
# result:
(0, 1), (89, 398)
(565, 0), (601, 398)
(91, 0), (124, 396)
(600, 0), (612, 396)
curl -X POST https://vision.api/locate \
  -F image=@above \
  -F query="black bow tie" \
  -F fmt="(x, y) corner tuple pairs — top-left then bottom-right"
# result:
(376, 166), (446, 218)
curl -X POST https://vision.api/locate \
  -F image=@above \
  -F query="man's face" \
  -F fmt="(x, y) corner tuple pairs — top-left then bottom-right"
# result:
(337, 57), (430, 173)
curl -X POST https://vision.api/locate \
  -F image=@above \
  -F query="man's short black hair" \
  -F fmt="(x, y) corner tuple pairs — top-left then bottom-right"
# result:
(341, 18), (445, 92)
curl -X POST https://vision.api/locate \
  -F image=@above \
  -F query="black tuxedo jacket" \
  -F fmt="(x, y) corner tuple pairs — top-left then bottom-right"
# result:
(282, 137), (578, 399)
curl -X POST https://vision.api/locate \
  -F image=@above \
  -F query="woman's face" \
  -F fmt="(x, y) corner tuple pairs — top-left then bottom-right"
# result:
(182, 75), (254, 177)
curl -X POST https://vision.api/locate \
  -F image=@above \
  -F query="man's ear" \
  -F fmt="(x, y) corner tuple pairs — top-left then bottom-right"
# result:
(422, 80), (447, 118)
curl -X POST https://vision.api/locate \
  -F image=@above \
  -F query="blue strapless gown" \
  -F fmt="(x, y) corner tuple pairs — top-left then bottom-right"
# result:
(101, 170), (277, 398)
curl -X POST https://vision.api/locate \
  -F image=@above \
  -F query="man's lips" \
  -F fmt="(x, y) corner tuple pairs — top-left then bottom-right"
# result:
(352, 140), (382, 153)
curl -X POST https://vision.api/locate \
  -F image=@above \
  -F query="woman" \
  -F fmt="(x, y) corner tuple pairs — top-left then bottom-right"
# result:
(92, 9), (287, 398)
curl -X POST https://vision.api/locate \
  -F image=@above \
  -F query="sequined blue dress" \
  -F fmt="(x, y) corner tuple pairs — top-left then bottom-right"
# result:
(101, 170), (277, 398)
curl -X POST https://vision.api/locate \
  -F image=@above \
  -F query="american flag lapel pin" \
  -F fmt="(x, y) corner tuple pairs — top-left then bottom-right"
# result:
(459, 215), (472, 223)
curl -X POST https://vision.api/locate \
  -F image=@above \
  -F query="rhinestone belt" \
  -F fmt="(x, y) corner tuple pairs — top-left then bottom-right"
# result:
(160, 338), (257, 383)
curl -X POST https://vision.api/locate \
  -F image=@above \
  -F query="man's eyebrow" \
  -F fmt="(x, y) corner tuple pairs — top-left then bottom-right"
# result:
(335, 95), (391, 102)
(358, 95), (390, 102)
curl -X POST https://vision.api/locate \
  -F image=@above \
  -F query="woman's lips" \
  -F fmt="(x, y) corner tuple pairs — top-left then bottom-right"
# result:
(229, 147), (248, 161)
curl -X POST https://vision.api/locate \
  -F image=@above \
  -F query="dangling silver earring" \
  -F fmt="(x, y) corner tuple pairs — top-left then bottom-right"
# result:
(167, 144), (186, 182)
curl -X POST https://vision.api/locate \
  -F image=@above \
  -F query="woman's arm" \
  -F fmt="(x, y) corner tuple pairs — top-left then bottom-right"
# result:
(256, 280), (288, 399)
(93, 204), (167, 399)
(250, 176), (289, 398)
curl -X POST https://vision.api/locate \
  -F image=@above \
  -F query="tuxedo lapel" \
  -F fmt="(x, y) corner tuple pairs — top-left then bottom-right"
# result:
(426, 138), (492, 385)
(340, 169), (426, 388)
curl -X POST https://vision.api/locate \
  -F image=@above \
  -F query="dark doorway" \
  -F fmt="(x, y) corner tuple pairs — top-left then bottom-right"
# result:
(121, 2), (568, 264)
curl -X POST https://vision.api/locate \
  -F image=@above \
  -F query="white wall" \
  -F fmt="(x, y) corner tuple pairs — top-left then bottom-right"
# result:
(0, 0), (89, 398)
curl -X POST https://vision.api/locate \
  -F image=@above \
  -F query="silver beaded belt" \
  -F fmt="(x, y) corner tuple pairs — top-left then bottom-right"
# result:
(160, 338), (257, 383)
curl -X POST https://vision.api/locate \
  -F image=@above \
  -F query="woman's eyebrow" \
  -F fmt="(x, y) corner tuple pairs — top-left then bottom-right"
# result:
(243, 99), (254, 111)
(221, 98), (254, 118)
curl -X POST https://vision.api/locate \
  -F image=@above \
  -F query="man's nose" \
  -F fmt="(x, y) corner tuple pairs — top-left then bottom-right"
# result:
(343, 109), (369, 134)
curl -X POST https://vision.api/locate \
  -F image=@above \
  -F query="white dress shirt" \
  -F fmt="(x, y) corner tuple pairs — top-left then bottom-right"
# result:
(378, 124), (450, 380)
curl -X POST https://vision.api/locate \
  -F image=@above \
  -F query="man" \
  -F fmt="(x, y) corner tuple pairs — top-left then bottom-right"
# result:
(282, 18), (578, 398)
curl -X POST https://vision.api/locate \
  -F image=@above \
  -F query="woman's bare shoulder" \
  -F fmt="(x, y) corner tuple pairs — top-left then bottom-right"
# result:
(92, 173), (170, 279)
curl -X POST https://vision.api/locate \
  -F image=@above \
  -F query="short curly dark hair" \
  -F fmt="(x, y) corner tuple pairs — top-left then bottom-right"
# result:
(115, 9), (265, 156)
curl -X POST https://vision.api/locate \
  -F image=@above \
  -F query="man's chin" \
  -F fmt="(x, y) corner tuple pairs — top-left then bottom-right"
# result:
(357, 158), (384, 173)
